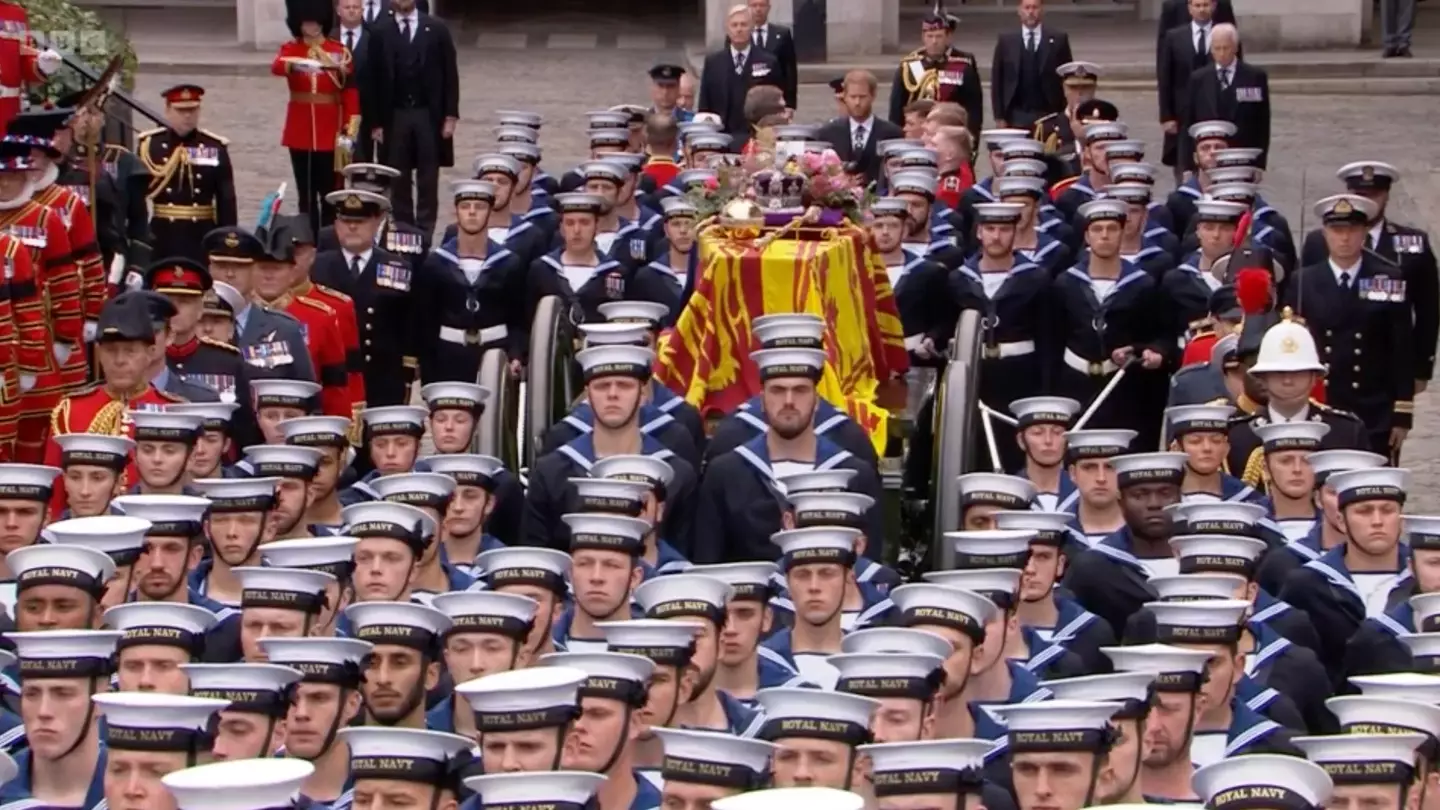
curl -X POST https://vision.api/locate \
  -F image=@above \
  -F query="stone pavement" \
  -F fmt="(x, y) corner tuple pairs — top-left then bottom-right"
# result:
(133, 57), (1440, 508)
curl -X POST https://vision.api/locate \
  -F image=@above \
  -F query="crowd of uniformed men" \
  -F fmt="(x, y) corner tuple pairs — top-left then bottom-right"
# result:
(1, 0), (1440, 807)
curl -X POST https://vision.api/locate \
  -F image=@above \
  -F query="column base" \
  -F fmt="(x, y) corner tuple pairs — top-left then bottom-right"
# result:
(236, 0), (290, 48)
(1232, 0), (1365, 49)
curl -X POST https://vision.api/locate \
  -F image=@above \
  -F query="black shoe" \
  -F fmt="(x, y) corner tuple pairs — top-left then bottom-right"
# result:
(1382, 46), (1397, 57)
(1399, 46), (1414, 57)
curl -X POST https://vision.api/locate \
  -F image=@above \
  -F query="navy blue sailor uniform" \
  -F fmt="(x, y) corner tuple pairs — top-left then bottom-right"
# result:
(1025, 592), (1116, 675)
(1343, 594), (1440, 682)
(539, 401), (701, 473)
(703, 394), (880, 469)
(636, 238), (699, 323)
(883, 244), (962, 364)
(415, 243), (528, 384)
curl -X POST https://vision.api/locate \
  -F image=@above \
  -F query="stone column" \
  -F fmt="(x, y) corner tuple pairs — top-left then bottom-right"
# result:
(237, 0), (291, 48)
(1231, 0), (1365, 48)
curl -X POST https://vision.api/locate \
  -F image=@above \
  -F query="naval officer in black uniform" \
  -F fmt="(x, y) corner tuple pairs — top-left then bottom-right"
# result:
(1283, 194), (1415, 461)
(316, 163), (430, 271)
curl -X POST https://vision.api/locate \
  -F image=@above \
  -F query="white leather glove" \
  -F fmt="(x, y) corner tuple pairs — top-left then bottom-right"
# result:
(53, 344), (71, 365)
(107, 254), (126, 287)
(83, 320), (98, 343)
(36, 49), (62, 76)
(19, 376), (35, 392)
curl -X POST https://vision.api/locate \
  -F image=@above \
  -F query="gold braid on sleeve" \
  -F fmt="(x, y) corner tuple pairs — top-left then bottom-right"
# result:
(86, 400), (129, 436)
(1241, 446), (1268, 490)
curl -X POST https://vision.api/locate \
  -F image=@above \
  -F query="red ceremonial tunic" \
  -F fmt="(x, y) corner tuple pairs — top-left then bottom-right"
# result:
(275, 291), (353, 420)
(643, 156), (680, 190)
(31, 182), (106, 366)
(44, 382), (183, 517)
(271, 39), (360, 152)
(0, 1), (46, 133)
(937, 166), (974, 213)
(0, 233), (45, 460)
(0, 199), (83, 414)
(295, 279), (366, 417)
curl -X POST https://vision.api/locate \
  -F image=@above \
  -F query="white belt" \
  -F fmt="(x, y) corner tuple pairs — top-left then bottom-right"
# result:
(0, 87), (20, 99)
(438, 324), (507, 346)
(980, 340), (1036, 360)
(1064, 348), (1118, 377)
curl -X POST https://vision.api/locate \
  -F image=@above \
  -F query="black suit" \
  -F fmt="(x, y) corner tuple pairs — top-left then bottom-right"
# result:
(751, 23), (798, 109)
(1156, 0), (1236, 45)
(311, 248), (422, 407)
(990, 27), (1073, 129)
(370, 10), (459, 238)
(1180, 60), (1270, 172)
(337, 24), (381, 163)
(817, 115), (903, 186)
(697, 45), (782, 138)
(361, 0), (429, 23)
(1157, 22), (1216, 168)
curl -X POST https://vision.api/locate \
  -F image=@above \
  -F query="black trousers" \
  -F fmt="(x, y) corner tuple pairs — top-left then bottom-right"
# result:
(386, 107), (439, 239)
(289, 149), (337, 236)
(149, 216), (217, 264)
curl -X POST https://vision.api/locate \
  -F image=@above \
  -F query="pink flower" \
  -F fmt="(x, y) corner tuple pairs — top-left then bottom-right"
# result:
(703, 178), (719, 191)
(821, 149), (842, 168)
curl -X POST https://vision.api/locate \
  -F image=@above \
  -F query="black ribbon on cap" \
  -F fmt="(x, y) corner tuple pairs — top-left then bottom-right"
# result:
(19, 655), (113, 679)
(207, 492), (276, 513)
(758, 717), (870, 747)
(474, 702), (579, 733)
(485, 566), (567, 594)
(1150, 670), (1206, 693)
(252, 460), (319, 480)
(287, 430), (347, 448)
(900, 607), (984, 642)
(427, 396), (483, 413)
(60, 449), (128, 471)
(1016, 411), (1072, 430)
(581, 361), (652, 382)
(447, 613), (532, 641)
(837, 670), (942, 701)
(647, 598), (725, 626)
(1172, 419), (1229, 435)
(578, 675), (648, 707)
(349, 519), (429, 555)
(793, 508), (864, 529)
(350, 755), (449, 785)
(1318, 760), (1413, 786)
(142, 518), (203, 538)
(134, 425), (201, 444)
(486, 802), (586, 810)
(569, 531), (643, 556)
(446, 469), (497, 491)
(729, 581), (773, 602)
(757, 363), (822, 382)
(1066, 443), (1127, 462)
(1340, 721), (1439, 761)
(117, 625), (204, 656)
(106, 723), (215, 753)
(354, 623), (439, 652)
(953, 548), (1031, 570)
(1205, 785), (1317, 810)
(383, 491), (449, 510)
(17, 565), (104, 597)
(289, 658), (365, 687)
(1410, 532), (1440, 552)
(661, 755), (764, 789)
(1117, 468), (1184, 488)
(959, 490), (1028, 509)
(609, 642), (694, 669)
(1262, 437), (1323, 453)
(577, 494), (644, 516)
(872, 766), (985, 797)
(1008, 726), (1114, 753)
(363, 420), (426, 438)
(242, 588), (326, 614)
(256, 394), (312, 409)
(192, 686), (292, 717)
(0, 482), (53, 501)
(1178, 555), (1256, 578)
(1181, 519), (1256, 536)
(1339, 485), (1406, 508)
(759, 336), (823, 350)
(780, 547), (855, 572)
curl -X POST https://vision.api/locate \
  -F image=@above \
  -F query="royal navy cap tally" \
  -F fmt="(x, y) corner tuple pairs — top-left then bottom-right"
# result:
(562, 512), (650, 555)
(1000, 158), (1047, 178)
(359, 405), (428, 437)
(1329, 467), (1409, 507)
(685, 561), (778, 602)
(181, 662), (303, 716)
(169, 402), (240, 431)
(580, 160), (628, 185)
(162, 757), (315, 810)
(1083, 121), (1128, 143)
(539, 651), (655, 704)
(369, 472), (457, 512)
(258, 536), (357, 579)
(235, 567), (335, 614)
(1400, 634), (1440, 669)
(787, 491), (874, 529)
(654, 728), (776, 789)
(44, 513), (153, 564)
(752, 347), (826, 381)
(129, 409), (204, 444)
(1104, 643), (1212, 692)
(52, 433), (134, 470)
(860, 738), (992, 796)
(591, 454), (675, 491)
(1079, 198), (1128, 223)
(829, 649), (945, 701)
(466, 771), (606, 810)
(888, 583), (995, 640)
(1039, 671), (1157, 719)
(956, 473), (1037, 509)
(1109, 162), (1158, 184)
(586, 128), (631, 148)
(344, 601), (451, 651)
(191, 477), (278, 512)
(496, 109), (543, 129)
(1105, 183), (1152, 204)
(456, 665), (585, 732)
(1207, 185), (1259, 206)
(1293, 733), (1426, 785)
(1326, 694), (1440, 741)
(569, 477), (648, 517)
(429, 591), (538, 640)
(1144, 599), (1249, 645)
(338, 727), (472, 785)
(924, 568), (1023, 610)
(982, 129), (1032, 150)
(1102, 139), (1146, 160)
(451, 180), (497, 203)
(498, 142), (542, 164)
(1168, 534), (1267, 578)
(477, 546), (572, 592)
(973, 202), (1024, 225)
(869, 197), (910, 219)
(251, 379), (321, 410)
(104, 601), (216, 653)
(755, 687), (878, 746)
(599, 300), (671, 327)
(1406, 516), (1440, 553)
(1193, 754), (1333, 810)
(1112, 452), (1187, 487)
(258, 637), (372, 685)
(1065, 429), (1136, 460)
(997, 139), (1046, 162)
(1254, 421), (1331, 453)
(93, 692), (228, 752)
(1164, 501), (1267, 536)
(991, 699), (1121, 751)
(771, 526), (861, 570)
(9, 630), (123, 679)
(278, 416), (351, 448)
(894, 147), (939, 169)
(687, 132), (732, 152)
(633, 574), (733, 624)
(599, 618), (702, 667)
(752, 313), (826, 349)
(1148, 573), (1247, 602)
(1009, 396), (1081, 429)
(1189, 120), (1238, 141)
(1167, 404), (1236, 435)
(890, 170), (938, 198)
(577, 344), (655, 381)
(587, 109), (631, 129)
(7, 544), (115, 597)
(427, 454), (506, 491)
(658, 197), (699, 222)
(941, 529), (1036, 569)
(992, 511), (1073, 548)
(473, 153), (522, 179)
(243, 444), (323, 480)
(1213, 148), (1264, 169)
(342, 501), (437, 552)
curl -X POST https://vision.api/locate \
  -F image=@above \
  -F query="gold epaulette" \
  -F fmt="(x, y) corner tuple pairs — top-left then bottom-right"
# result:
(136, 127), (164, 141)
(49, 397), (72, 437)
(199, 128), (230, 146)
(1309, 398), (1360, 419)
(1241, 445), (1267, 490)
(1236, 393), (1260, 415)
(1208, 396), (1234, 407)
(316, 283), (352, 303)
(199, 336), (240, 354)
(298, 295), (335, 316)
(103, 144), (131, 158)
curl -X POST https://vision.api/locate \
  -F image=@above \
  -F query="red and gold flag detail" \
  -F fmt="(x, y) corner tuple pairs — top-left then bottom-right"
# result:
(656, 224), (908, 455)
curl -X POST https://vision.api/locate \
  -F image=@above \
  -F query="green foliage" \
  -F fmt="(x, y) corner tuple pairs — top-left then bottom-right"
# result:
(24, 0), (137, 104)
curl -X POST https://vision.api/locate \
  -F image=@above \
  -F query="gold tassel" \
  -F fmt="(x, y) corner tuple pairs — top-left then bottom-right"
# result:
(1241, 445), (1268, 490)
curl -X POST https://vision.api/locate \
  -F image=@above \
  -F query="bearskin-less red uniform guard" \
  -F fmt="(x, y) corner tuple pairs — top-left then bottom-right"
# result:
(0, 2), (59, 132)
(0, 227), (47, 461)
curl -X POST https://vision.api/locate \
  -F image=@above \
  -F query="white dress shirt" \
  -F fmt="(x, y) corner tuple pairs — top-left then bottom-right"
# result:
(1369, 219), (1386, 250)
(343, 248), (374, 274)
(849, 115), (875, 150)
(396, 11), (418, 38)
(1192, 21), (1212, 52)
(340, 24), (362, 50)
(753, 24), (770, 49)
(1022, 25), (1043, 50)
(1217, 62), (1234, 87)
(1330, 257), (1362, 287)
(1267, 403), (1311, 424)
(731, 45), (750, 69)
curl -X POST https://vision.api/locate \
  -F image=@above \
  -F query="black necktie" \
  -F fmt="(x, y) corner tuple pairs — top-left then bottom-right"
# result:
(365, 1), (374, 21)
(1027, 30), (1036, 52)
(1195, 26), (1205, 56)
(1219, 67), (1230, 89)
(853, 123), (867, 154)
(401, 16), (411, 41)
(1367, 233), (1376, 250)
(734, 50), (745, 73)
(351, 254), (363, 276)
(1339, 271), (1351, 290)
(345, 30), (354, 51)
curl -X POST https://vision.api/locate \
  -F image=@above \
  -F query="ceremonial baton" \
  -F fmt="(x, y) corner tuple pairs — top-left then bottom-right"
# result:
(980, 407), (1004, 473)
(1073, 357), (1140, 431)
(979, 401), (1019, 427)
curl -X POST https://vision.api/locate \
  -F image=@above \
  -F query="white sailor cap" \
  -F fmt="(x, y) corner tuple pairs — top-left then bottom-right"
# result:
(104, 602), (217, 651)
(339, 727), (472, 787)
(956, 473), (1036, 509)
(369, 472), (457, 511)
(777, 468), (857, 495)
(598, 618), (703, 667)
(1315, 193), (1378, 226)
(633, 574), (734, 622)
(181, 662), (303, 715)
(1102, 139), (1146, 160)
(942, 529), (1038, 568)
(419, 382), (490, 412)
(658, 197), (700, 221)
(1348, 672), (1440, 704)
(829, 649), (945, 699)
(1039, 671), (1158, 713)
(1109, 162), (1158, 184)
(687, 132), (732, 151)
(1166, 403), (1235, 435)
(496, 109), (543, 128)
(750, 348), (827, 384)
(771, 124), (819, 141)
(1401, 635), (1440, 670)
(570, 477), (648, 516)
(1188, 120), (1238, 141)
(1078, 198), (1129, 223)
(685, 561), (779, 602)
(52, 433), (134, 469)
(1294, 733), (1427, 785)
(129, 409), (205, 443)
(1000, 158), (1048, 178)
(343, 161), (403, 180)
(1328, 467), (1409, 507)
(771, 526), (862, 569)
(429, 591), (538, 639)
(561, 512), (650, 555)
(841, 626), (954, 659)
(250, 379), (320, 409)
(1213, 148), (1264, 168)
(924, 568), (1024, 610)
(982, 128), (1033, 149)
(890, 170), (938, 199)
(473, 153), (523, 179)
(998, 139), (1046, 161)
(579, 160), (628, 184)
(344, 601), (451, 650)
(1327, 695), (1440, 740)
(476, 546), (572, 591)
(427, 455), (507, 491)
(1057, 61), (1102, 83)
(538, 651), (656, 698)
(990, 700), (1122, 751)
(259, 536), (358, 578)
(1111, 452), (1187, 487)
(209, 281), (246, 315)
(1193, 198), (1250, 223)
(456, 666), (585, 731)
(243, 444), (323, 480)
(235, 567), (335, 614)
(451, 179), (498, 203)
(1103, 643), (1212, 691)
(993, 175), (1047, 199)
(359, 405), (428, 437)
(1193, 755), (1333, 810)
(1209, 164), (1261, 184)
(163, 758), (315, 810)
(598, 300), (670, 327)
(464, 772), (606, 809)
(713, 788), (865, 810)
(1405, 517), (1440, 552)
(894, 147), (940, 170)
(577, 344), (655, 381)
(0, 461), (59, 498)
(590, 454), (675, 491)
(258, 637), (373, 685)
(93, 692), (229, 750)
(43, 513), (153, 562)
(654, 728), (777, 787)
(108, 496), (209, 540)
(1104, 183), (1153, 205)
(991, 511), (1073, 547)
(1082, 121), (1128, 143)
(755, 687), (878, 743)
(1065, 429), (1136, 460)
(1144, 599), (1249, 644)
(859, 739), (993, 796)
(9, 630), (124, 677)
(787, 490), (874, 529)
(1252, 421), (1331, 454)
(341, 501), (437, 552)
(1168, 534), (1268, 577)
(579, 322), (654, 348)
(752, 313), (826, 349)
(1148, 573), (1246, 601)
(1308, 449), (1387, 482)
(888, 583), (996, 640)
(973, 202), (1024, 225)
(1338, 160), (1401, 190)
(191, 477), (279, 512)
(7, 544), (115, 597)
(878, 138), (921, 159)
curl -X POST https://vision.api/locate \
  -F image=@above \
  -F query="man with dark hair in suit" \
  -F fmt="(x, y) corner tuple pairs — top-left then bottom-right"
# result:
(335, 0), (381, 164)
(369, 0), (458, 240)
(1180, 24), (1270, 172)
(747, 0), (798, 110)
(991, 0), (1073, 131)
(357, 0), (428, 24)
(1158, 0), (1222, 180)
(1156, 0), (1235, 44)
(698, 4), (782, 138)
(818, 71), (903, 186)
